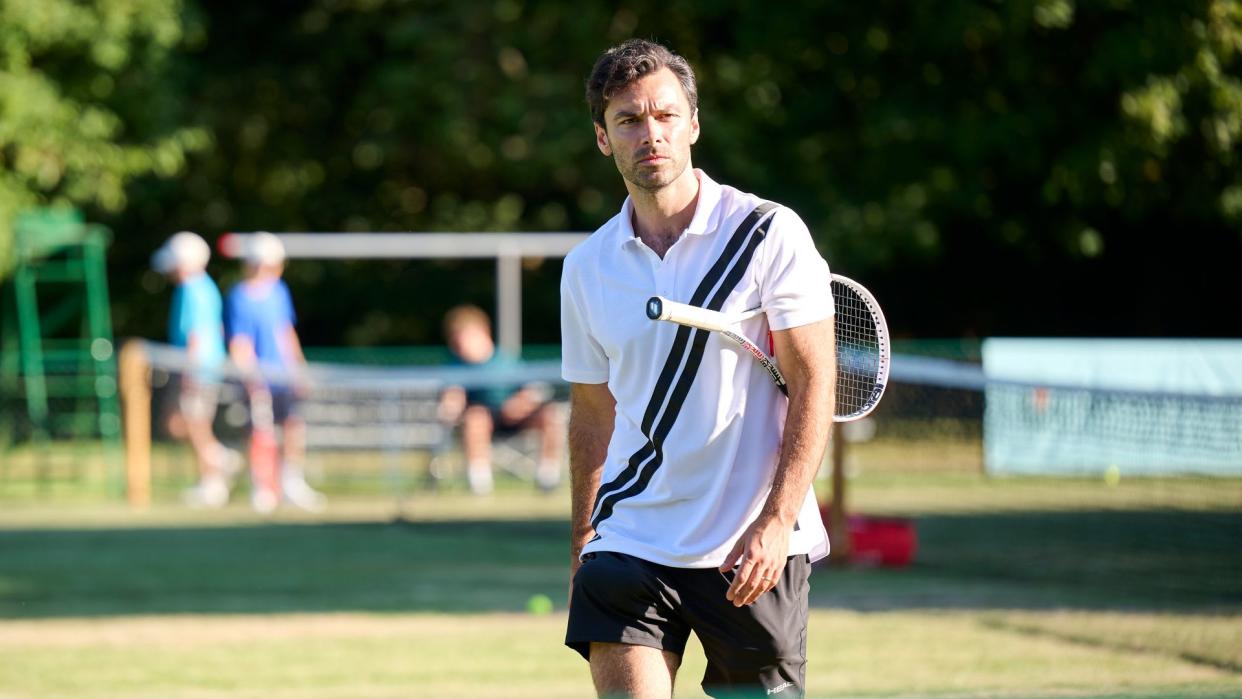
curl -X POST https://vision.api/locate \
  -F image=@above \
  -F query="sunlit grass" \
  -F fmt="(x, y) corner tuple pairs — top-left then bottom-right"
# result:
(1, 454), (1239, 698)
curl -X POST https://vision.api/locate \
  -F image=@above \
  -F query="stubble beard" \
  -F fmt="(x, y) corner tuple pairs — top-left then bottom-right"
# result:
(615, 151), (690, 193)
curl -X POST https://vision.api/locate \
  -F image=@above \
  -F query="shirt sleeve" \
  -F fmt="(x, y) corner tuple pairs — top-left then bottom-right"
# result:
(225, 289), (254, 342)
(187, 282), (219, 338)
(172, 286), (191, 341)
(278, 280), (297, 326)
(560, 256), (609, 384)
(761, 208), (834, 331)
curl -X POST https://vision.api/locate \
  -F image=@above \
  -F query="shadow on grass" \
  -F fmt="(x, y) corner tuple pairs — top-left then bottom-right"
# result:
(0, 519), (569, 619)
(815, 509), (1242, 613)
(1, 509), (1238, 619)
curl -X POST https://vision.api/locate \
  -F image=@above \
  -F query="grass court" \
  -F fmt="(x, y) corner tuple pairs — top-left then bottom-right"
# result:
(1, 452), (1239, 698)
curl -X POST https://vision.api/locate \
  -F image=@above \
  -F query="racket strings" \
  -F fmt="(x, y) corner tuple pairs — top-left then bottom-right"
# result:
(832, 281), (882, 417)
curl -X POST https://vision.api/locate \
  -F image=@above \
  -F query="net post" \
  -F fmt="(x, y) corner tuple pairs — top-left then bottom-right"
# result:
(496, 248), (522, 357)
(826, 430), (852, 563)
(118, 339), (151, 509)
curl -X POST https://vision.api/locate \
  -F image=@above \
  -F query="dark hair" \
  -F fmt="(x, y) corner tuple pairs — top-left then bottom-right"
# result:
(585, 39), (698, 126)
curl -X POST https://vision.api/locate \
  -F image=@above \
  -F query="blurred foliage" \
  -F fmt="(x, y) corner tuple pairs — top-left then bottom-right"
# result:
(0, 0), (209, 274)
(25, 0), (1240, 343)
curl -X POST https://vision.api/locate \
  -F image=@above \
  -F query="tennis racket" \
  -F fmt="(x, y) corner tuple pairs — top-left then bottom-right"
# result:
(645, 274), (890, 422)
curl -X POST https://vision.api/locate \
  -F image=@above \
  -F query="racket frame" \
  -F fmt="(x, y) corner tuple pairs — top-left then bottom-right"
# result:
(645, 274), (889, 422)
(830, 274), (891, 421)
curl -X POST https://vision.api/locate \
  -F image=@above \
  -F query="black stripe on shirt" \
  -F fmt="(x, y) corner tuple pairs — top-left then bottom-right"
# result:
(639, 202), (777, 435)
(589, 204), (776, 519)
(591, 204), (777, 530)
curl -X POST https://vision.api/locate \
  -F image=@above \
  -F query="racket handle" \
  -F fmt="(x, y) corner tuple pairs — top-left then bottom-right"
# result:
(646, 296), (731, 333)
(645, 297), (667, 320)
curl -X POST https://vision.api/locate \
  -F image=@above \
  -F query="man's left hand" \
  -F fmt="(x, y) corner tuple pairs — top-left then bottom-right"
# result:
(720, 515), (791, 607)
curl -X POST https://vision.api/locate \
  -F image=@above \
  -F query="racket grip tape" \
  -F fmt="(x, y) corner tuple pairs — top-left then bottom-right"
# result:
(646, 296), (730, 332)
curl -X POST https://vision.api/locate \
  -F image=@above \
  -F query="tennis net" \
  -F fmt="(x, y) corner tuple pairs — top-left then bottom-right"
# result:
(15, 338), (1242, 501)
(872, 350), (1242, 478)
(121, 341), (566, 501)
(840, 344), (1242, 610)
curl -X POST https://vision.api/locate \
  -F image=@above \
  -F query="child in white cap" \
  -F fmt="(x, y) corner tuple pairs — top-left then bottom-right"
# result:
(225, 232), (324, 513)
(151, 231), (239, 507)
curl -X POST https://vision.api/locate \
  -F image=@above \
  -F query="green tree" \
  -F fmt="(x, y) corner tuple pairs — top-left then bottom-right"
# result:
(105, 0), (1242, 343)
(0, 0), (208, 274)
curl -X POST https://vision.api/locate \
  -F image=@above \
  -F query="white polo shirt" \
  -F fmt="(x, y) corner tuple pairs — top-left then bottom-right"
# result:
(561, 169), (834, 569)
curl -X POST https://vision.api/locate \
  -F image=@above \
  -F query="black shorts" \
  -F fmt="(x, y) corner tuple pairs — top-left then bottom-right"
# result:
(566, 551), (811, 698)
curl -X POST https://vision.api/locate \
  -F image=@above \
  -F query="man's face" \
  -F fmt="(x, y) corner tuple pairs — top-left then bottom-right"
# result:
(595, 67), (700, 192)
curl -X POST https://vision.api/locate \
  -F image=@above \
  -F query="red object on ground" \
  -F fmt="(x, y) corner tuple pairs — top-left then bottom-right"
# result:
(848, 515), (917, 566)
(821, 505), (918, 567)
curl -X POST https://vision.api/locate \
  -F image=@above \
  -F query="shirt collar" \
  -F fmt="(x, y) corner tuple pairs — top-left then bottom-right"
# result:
(617, 169), (723, 249)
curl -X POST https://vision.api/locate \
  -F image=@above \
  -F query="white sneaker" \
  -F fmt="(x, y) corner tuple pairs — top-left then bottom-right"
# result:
(184, 478), (229, 509)
(282, 475), (326, 512)
(467, 464), (494, 496)
(535, 460), (561, 492)
(251, 488), (279, 515)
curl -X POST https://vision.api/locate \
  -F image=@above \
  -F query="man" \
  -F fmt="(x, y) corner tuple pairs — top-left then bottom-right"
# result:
(438, 304), (564, 495)
(151, 231), (239, 508)
(226, 232), (324, 513)
(561, 40), (836, 698)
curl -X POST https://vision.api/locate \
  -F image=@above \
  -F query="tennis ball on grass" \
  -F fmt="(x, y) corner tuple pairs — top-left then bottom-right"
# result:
(1104, 465), (1121, 486)
(526, 594), (554, 615)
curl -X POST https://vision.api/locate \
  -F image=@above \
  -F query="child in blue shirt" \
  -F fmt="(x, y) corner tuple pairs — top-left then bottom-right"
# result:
(226, 232), (324, 513)
(152, 231), (239, 507)
(438, 304), (564, 495)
